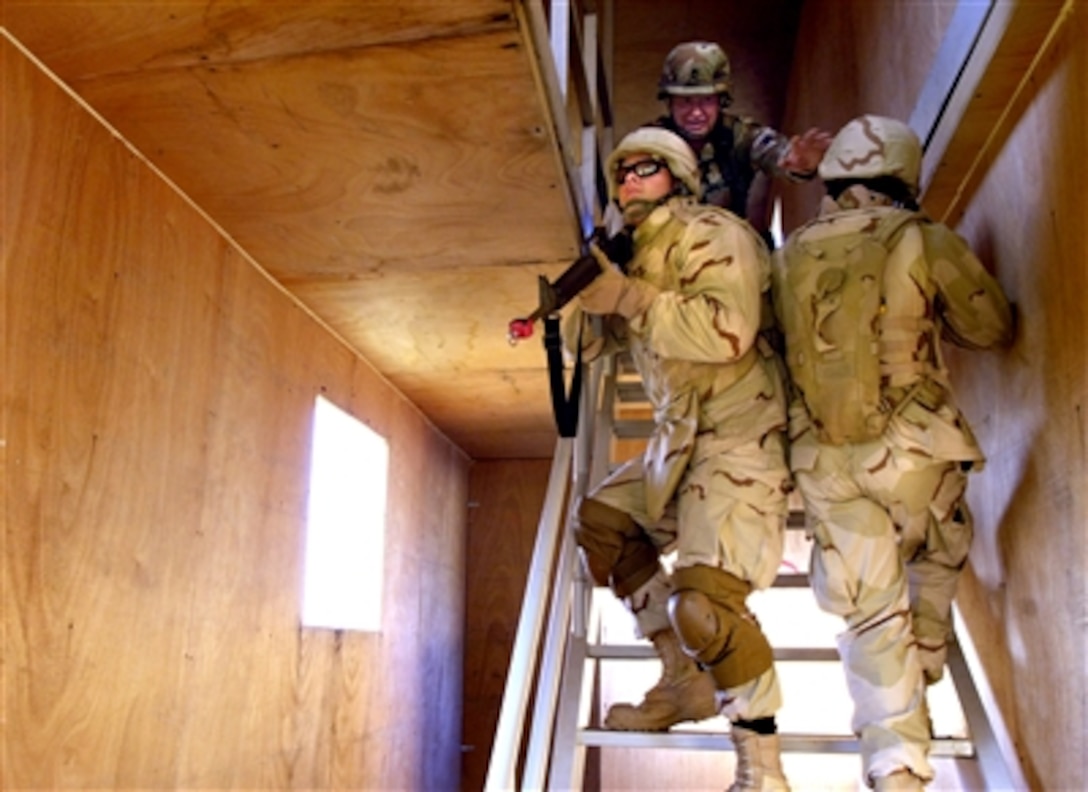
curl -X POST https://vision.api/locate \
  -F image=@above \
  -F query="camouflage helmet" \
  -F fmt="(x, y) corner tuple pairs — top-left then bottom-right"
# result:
(606, 127), (701, 202)
(657, 41), (732, 101)
(819, 115), (923, 197)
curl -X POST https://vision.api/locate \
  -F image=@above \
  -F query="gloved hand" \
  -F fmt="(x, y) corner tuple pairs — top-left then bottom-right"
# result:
(577, 244), (658, 318)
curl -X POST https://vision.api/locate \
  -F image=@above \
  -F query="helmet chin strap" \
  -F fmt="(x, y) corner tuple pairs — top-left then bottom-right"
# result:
(620, 190), (682, 227)
(620, 198), (658, 227)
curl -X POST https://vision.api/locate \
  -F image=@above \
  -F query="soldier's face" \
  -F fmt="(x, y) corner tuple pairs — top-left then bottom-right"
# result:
(614, 154), (674, 209)
(670, 95), (720, 141)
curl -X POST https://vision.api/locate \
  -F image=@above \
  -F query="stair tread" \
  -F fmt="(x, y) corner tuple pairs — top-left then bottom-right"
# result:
(588, 644), (838, 662)
(615, 379), (648, 402)
(612, 418), (655, 439)
(577, 728), (975, 757)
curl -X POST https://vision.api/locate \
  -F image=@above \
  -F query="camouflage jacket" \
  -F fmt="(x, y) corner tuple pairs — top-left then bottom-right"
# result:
(566, 197), (788, 517)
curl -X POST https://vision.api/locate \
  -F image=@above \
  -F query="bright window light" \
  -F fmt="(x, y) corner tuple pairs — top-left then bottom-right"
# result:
(302, 395), (388, 632)
(770, 196), (785, 250)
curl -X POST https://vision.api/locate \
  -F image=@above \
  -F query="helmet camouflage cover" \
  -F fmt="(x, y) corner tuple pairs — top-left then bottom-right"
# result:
(818, 115), (923, 197)
(606, 127), (702, 202)
(657, 41), (732, 101)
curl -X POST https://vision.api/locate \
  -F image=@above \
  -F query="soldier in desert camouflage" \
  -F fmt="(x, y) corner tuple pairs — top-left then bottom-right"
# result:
(772, 115), (1015, 791)
(565, 126), (793, 791)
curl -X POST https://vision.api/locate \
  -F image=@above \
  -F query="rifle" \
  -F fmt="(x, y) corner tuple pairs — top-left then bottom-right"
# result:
(507, 228), (633, 344)
(506, 227), (633, 437)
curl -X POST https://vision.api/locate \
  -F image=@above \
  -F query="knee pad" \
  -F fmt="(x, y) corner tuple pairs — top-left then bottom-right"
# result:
(668, 571), (774, 690)
(575, 498), (658, 595)
(668, 590), (720, 658)
(610, 536), (659, 597)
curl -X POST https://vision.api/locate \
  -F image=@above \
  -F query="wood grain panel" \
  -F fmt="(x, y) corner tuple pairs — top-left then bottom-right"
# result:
(3, 38), (469, 790)
(2, 4), (585, 460)
(290, 263), (573, 374)
(461, 458), (554, 792)
(949, 8), (1085, 787)
(64, 28), (578, 276)
(778, 0), (956, 231)
(1, 0), (516, 74)
(922, 1), (1070, 225)
(391, 369), (563, 461)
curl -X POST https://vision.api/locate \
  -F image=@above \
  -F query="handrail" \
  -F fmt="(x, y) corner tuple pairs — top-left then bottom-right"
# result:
(947, 603), (1029, 790)
(482, 358), (605, 791)
(483, 437), (574, 792)
(522, 353), (603, 789)
(521, 512), (579, 789)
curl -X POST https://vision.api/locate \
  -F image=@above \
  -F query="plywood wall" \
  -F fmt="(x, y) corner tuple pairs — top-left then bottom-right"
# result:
(947, 7), (1086, 789)
(2, 37), (470, 790)
(778, 2), (1086, 790)
(460, 458), (554, 792)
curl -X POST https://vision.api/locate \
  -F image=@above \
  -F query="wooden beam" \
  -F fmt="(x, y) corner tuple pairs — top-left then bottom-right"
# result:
(518, 0), (591, 239)
(909, 0), (996, 153)
(917, 0), (1073, 225)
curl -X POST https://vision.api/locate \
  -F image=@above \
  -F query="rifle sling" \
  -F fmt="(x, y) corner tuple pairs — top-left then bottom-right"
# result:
(543, 314), (582, 438)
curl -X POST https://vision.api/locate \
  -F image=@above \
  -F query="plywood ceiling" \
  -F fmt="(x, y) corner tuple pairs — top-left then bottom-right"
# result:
(2, 0), (802, 459)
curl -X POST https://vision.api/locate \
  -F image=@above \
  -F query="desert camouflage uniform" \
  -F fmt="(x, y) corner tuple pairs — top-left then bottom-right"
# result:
(567, 195), (791, 719)
(773, 201), (1013, 783)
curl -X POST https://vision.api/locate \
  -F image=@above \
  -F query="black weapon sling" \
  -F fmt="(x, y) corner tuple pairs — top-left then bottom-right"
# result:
(543, 314), (582, 438)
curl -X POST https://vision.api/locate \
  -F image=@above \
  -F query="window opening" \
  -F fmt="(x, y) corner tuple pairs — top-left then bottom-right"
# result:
(302, 395), (388, 632)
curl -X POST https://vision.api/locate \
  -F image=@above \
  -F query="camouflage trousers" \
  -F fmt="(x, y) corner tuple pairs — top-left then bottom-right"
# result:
(585, 430), (790, 719)
(790, 430), (975, 783)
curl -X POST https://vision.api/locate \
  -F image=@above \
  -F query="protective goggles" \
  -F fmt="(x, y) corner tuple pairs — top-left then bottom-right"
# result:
(614, 158), (667, 185)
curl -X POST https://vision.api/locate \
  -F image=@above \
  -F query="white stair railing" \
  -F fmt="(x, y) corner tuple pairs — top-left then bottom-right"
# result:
(482, 434), (575, 792)
(482, 352), (607, 792)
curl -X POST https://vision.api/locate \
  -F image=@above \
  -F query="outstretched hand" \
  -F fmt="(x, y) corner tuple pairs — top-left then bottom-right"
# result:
(781, 127), (834, 175)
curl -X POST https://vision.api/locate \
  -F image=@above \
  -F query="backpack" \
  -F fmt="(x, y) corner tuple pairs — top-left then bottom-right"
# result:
(775, 207), (922, 444)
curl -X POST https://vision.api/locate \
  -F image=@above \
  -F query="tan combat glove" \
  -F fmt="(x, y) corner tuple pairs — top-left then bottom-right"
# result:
(577, 244), (659, 319)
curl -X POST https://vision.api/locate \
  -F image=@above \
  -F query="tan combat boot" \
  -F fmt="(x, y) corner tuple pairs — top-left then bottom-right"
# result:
(604, 628), (718, 731)
(728, 725), (790, 792)
(874, 770), (925, 791)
